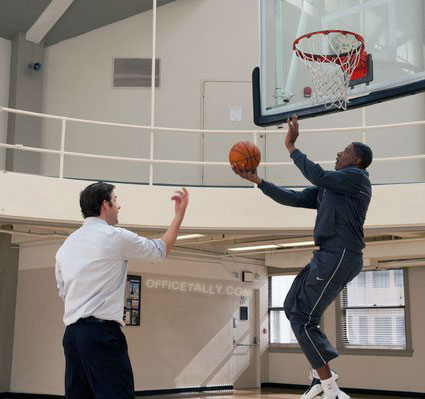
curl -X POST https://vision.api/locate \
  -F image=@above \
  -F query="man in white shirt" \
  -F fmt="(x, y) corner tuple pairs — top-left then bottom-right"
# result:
(55, 182), (189, 399)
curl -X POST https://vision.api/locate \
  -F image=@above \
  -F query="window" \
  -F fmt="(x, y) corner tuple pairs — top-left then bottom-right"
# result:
(372, 270), (389, 288)
(268, 275), (298, 346)
(357, 272), (366, 287)
(338, 269), (411, 354)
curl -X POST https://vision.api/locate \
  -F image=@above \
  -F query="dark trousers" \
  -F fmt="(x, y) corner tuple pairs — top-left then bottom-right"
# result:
(284, 247), (363, 369)
(63, 317), (135, 399)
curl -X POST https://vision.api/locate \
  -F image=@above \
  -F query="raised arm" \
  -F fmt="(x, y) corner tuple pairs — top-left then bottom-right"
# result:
(161, 188), (189, 256)
(285, 116), (367, 195)
(119, 188), (189, 261)
(290, 150), (366, 194)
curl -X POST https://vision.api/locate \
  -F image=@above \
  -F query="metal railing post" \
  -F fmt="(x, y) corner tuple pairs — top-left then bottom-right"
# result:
(362, 107), (367, 143)
(59, 118), (67, 179)
(149, 0), (158, 186)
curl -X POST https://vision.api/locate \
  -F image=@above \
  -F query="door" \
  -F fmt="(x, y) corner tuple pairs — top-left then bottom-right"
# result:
(232, 288), (260, 389)
(202, 81), (266, 186)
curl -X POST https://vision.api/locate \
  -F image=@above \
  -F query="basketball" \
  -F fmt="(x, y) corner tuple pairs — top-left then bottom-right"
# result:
(229, 141), (261, 172)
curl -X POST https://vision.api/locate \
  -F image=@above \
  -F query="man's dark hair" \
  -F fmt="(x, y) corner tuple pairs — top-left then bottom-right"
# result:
(80, 182), (115, 218)
(352, 142), (373, 169)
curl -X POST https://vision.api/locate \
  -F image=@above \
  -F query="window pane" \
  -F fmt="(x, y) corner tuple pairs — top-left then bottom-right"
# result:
(269, 275), (298, 345)
(270, 275), (296, 307)
(373, 270), (389, 288)
(343, 307), (406, 349)
(357, 272), (366, 287)
(375, 317), (392, 345)
(270, 310), (298, 344)
(359, 316), (368, 345)
(345, 270), (404, 307)
(394, 269), (404, 287)
(396, 316), (407, 347)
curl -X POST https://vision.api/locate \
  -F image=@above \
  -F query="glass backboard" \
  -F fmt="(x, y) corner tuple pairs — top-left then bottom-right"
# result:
(253, 0), (425, 126)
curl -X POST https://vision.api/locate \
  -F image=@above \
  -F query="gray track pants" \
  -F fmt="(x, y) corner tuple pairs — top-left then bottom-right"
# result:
(284, 246), (363, 369)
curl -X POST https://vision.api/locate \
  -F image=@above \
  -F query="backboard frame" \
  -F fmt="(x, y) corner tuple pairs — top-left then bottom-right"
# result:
(253, 67), (425, 126)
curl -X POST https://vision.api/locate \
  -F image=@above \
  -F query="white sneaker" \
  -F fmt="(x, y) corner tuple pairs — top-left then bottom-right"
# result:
(300, 370), (339, 399)
(301, 377), (322, 399)
(321, 389), (350, 399)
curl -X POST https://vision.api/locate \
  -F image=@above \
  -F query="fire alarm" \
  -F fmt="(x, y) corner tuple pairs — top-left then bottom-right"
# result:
(242, 271), (254, 282)
(304, 86), (312, 98)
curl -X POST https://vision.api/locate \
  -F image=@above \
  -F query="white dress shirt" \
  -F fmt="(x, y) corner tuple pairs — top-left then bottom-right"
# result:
(55, 217), (165, 326)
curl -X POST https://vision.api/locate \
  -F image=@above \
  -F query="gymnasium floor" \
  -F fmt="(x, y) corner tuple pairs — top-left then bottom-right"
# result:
(1, 386), (423, 399)
(147, 389), (424, 399)
(132, 388), (424, 399)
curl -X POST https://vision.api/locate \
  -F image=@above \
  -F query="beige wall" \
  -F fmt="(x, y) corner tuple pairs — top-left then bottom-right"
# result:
(40, 0), (258, 184)
(10, 241), (268, 395)
(1, 172), (425, 232)
(0, 234), (19, 393)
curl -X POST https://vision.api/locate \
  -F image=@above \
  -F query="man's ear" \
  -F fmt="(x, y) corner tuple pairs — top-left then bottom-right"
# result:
(354, 156), (363, 168)
(100, 200), (109, 213)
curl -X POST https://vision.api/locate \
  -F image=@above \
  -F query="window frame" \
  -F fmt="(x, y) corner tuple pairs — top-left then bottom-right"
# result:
(336, 268), (413, 357)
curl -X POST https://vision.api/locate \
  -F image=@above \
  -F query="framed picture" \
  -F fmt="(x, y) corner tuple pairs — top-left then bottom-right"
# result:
(124, 275), (141, 326)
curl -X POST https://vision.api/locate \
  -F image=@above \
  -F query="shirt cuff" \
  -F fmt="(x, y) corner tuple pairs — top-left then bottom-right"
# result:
(153, 239), (166, 260)
(257, 179), (267, 190)
(289, 148), (302, 160)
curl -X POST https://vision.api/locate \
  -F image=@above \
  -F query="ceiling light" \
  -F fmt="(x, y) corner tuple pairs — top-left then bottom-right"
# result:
(228, 244), (279, 252)
(278, 240), (315, 248)
(227, 240), (316, 252)
(176, 234), (206, 240)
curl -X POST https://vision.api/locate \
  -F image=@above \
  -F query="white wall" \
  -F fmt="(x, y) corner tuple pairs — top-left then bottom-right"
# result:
(41, 0), (258, 184)
(10, 241), (268, 394)
(0, 37), (11, 169)
(0, 172), (425, 232)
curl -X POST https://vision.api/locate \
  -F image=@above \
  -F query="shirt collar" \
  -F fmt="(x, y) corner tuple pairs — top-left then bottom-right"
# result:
(83, 217), (108, 226)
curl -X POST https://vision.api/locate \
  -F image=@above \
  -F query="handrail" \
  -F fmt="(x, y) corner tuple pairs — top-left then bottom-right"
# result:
(3, 105), (425, 134)
(1, 105), (425, 184)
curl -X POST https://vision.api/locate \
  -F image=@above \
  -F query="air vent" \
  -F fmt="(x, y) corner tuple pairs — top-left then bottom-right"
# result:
(113, 58), (159, 88)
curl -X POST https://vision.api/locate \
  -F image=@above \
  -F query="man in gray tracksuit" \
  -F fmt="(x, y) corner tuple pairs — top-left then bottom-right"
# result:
(233, 116), (373, 399)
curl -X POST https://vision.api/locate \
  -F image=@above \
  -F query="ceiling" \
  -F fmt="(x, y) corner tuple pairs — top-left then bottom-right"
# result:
(0, 0), (177, 46)
(6, 222), (425, 266)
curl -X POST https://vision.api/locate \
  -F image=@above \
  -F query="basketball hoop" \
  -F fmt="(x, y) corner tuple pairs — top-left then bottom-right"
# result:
(293, 30), (367, 110)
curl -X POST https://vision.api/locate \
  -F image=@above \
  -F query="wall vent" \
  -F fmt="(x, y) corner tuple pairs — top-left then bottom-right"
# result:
(113, 58), (159, 88)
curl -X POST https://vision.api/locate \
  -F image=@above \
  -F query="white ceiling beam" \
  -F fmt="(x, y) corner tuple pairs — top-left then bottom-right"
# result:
(26, 0), (75, 44)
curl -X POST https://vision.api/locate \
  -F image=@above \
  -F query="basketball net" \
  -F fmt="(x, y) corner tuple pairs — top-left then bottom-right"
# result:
(293, 30), (365, 110)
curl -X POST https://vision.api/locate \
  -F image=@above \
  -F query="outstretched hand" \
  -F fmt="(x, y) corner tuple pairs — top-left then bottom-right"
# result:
(171, 187), (189, 219)
(285, 115), (299, 153)
(231, 165), (262, 185)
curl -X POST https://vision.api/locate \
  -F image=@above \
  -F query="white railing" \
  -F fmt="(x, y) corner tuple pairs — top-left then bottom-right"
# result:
(1, 105), (425, 185)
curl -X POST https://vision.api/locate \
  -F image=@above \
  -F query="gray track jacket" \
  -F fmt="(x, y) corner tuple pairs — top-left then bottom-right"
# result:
(258, 149), (372, 251)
